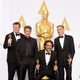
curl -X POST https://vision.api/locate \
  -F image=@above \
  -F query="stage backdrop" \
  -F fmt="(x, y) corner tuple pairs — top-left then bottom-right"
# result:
(0, 0), (80, 80)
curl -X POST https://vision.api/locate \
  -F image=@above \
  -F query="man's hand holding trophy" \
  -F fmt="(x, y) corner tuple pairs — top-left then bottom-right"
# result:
(36, 59), (40, 73)
(67, 54), (72, 67)
(8, 34), (12, 46)
(34, 59), (40, 78)
(54, 60), (58, 72)
(53, 60), (58, 80)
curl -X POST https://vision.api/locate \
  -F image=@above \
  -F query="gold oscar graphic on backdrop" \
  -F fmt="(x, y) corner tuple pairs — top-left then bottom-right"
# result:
(36, 0), (54, 50)
(61, 17), (70, 31)
(19, 15), (26, 27)
(38, 0), (49, 15)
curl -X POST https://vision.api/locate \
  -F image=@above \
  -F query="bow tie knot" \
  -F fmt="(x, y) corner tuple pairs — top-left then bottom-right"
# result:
(16, 34), (20, 36)
(46, 53), (50, 55)
(59, 36), (63, 38)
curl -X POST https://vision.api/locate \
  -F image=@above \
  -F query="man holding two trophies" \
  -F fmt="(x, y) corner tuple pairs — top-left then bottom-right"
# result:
(3, 22), (24, 80)
(54, 25), (75, 80)
(35, 40), (58, 80)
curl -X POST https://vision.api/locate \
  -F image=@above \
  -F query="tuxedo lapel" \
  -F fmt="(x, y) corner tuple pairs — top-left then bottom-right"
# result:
(11, 32), (16, 42)
(46, 50), (54, 66)
(63, 35), (67, 50)
(42, 50), (46, 66)
(57, 37), (63, 50)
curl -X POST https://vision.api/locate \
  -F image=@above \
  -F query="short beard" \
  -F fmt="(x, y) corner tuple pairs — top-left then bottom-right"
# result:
(46, 49), (52, 53)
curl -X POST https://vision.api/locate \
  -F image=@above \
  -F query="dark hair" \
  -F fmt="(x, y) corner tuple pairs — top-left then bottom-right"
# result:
(13, 22), (21, 27)
(44, 40), (54, 48)
(57, 25), (64, 29)
(24, 26), (32, 31)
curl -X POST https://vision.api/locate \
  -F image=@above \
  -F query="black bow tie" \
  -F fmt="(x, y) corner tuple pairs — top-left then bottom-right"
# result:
(59, 36), (63, 38)
(16, 34), (20, 36)
(46, 53), (50, 55)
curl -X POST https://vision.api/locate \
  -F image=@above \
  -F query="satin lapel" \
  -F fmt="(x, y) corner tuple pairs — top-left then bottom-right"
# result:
(11, 32), (16, 42)
(42, 50), (46, 66)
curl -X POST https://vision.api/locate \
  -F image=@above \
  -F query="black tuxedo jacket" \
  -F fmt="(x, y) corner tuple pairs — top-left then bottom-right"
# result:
(16, 36), (38, 64)
(54, 35), (75, 66)
(37, 50), (57, 71)
(3, 32), (24, 63)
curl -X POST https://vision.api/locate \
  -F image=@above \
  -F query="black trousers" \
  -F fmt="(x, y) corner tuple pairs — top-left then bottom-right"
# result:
(36, 69), (54, 80)
(19, 62), (35, 80)
(58, 65), (72, 80)
(8, 63), (20, 80)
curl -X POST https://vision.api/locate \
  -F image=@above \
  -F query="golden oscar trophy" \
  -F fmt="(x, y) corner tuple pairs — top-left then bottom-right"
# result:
(36, 1), (54, 50)
(8, 34), (12, 46)
(34, 59), (40, 78)
(67, 54), (72, 67)
(36, 59), (40, 73)
(54, 60), (58, 80)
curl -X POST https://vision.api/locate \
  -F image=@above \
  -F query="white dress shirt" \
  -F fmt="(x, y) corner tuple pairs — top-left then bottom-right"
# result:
(14, 32), (21, 41)
(45, 50), (51, 66)
(59, 35), (65, 49)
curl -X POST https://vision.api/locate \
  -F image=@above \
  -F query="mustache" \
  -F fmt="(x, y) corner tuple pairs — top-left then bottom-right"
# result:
(46, 48), (52, 51)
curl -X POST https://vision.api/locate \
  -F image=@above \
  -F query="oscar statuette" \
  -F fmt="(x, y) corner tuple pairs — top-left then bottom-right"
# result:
(34, 59), (40, 78)
(54, 60), (58, 80)
(68, 54), (72, 67)
(8, 34), (12, 46)
(36, 59), (40, 73)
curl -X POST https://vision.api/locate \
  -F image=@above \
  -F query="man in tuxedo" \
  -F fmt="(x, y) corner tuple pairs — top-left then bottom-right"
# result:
(3, 22), (24, 80)
(35, 40), (58, 80)
(54, 25), (75, 80)
(16, 26), (38, 80)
